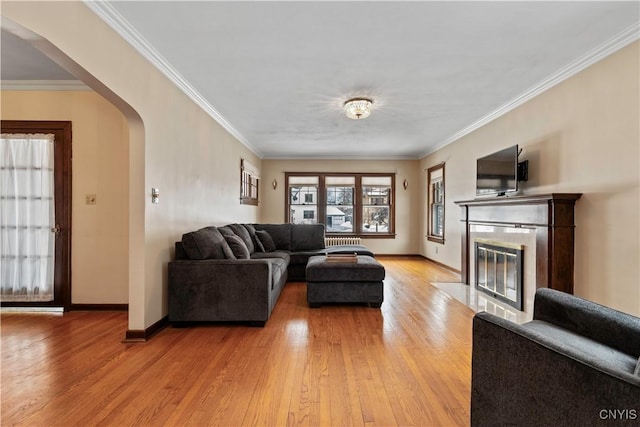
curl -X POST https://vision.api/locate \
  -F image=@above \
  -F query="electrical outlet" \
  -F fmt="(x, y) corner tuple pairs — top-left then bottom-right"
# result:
(435, 247), (439, 254)
(85, 194), (97, 205)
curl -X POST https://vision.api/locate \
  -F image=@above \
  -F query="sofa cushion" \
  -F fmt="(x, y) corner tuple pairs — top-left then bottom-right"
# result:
(635, 357), (640, 377)
(267, 258), (288, 290)
(291, 224), (325, 251)
(228, 223), (255, 254)
(243, 223), (257, 235)
(254, 224), (292, 251)
(217, 226), (235, 237)
(224, 234), (250, 259)
(255, 230), (276, 252)
(251, 251), (291, 264)
(174, 242), (189, 260)
(181, 226), (231, 260)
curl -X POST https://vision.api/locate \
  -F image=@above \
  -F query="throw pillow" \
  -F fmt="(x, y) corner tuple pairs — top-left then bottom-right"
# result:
(224, 234), (250, 259)
(253, 235), (266, 253)
(228, 223), (255, 254)
(242, 224), (265, 252)
(255, 230), (276, 252)
(181, 226), (228, 260)
(243, 223), (257, 236)
(254, 224), (291, 250)
(220, 238), (236, 260)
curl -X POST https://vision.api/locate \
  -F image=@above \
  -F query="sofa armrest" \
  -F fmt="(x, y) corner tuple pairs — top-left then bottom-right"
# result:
(168, 259), (273, 322)
(533, 288), (640, 356)
(472, 312), (640, 427)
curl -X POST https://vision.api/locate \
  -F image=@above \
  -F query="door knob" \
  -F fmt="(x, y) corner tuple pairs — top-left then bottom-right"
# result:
(51, 225), (61, 234)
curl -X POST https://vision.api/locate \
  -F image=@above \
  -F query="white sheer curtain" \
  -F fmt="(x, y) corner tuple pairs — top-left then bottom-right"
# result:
(1, 134), (55, 302)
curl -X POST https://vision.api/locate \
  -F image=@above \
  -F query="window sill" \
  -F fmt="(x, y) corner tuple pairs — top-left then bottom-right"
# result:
(427, 235), (445, 244)
(240, 198), (259, 206)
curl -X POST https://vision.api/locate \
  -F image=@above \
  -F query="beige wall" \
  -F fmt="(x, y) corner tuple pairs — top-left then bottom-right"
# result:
(2, 90), (129, 304)
(261, 159), (420, 255)
(420, 42), (640, 316)
(2, 2), (261, 329)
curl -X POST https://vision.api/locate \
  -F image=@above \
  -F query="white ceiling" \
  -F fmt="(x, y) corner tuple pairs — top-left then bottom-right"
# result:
(3, 1), (639, 159)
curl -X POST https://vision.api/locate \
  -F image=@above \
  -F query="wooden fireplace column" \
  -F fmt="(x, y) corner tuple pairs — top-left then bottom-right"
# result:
(455, 193), (582, 294)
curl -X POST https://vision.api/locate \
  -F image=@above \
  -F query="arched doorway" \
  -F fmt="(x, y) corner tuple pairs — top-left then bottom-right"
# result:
(1, 15), (146, 335)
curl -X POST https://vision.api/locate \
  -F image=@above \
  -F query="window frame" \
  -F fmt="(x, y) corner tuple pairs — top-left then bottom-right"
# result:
(427, 163), (445, 244)
(285, 172), (395, 238)
(361, 176), (393, 235)
(240, 159), (259, 206)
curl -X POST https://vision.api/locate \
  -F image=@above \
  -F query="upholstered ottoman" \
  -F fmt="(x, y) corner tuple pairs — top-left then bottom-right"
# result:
(306, 255), (385, 308)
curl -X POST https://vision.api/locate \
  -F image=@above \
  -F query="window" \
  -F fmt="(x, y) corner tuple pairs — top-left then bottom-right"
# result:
(427, 163), (445, 243)
(285, 173), (395, 237)
(362, 176), (392, 234)
(240, 159), (259, 205)
(326, 176), (354, 233)
(288, 176), (318, 224)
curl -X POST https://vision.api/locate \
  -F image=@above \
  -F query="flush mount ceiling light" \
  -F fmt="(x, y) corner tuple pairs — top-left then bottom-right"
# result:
(344, 98), (373, 120)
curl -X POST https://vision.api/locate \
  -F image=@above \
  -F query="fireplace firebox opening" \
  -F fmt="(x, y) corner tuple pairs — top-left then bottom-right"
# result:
(474, 239), (524, 311)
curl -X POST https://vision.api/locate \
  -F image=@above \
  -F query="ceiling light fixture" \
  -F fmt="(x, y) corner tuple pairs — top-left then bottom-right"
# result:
(344, 98), (373, 120)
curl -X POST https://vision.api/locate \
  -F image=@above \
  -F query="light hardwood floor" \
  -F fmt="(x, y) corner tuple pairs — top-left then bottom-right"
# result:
(1, 256), (473, 426)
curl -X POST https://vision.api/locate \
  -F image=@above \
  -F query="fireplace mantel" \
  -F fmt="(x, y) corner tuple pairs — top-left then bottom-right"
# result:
(455, 193), (582, 294)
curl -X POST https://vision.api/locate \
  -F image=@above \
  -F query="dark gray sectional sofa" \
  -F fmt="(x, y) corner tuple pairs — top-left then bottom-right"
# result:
(168, 223), (373, 326)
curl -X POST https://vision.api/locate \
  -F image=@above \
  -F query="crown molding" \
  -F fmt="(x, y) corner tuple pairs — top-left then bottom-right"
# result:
(263, 153), (418, 161)
(1, 80), (91, 91)
(419, 21), (640, 159)
(82, 1), (262, 158)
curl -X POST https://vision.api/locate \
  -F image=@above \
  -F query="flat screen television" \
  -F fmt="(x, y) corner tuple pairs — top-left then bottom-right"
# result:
(476, 145), (519, 196)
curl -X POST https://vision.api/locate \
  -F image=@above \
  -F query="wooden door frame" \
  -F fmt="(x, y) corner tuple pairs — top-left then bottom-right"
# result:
(1, 120), (72, 311)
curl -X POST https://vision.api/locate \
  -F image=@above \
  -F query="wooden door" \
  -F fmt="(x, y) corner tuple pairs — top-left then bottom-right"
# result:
(1, 121), (71, 310)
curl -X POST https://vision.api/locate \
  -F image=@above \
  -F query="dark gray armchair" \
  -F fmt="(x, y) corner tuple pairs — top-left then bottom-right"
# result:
(471, 288), (640, 427)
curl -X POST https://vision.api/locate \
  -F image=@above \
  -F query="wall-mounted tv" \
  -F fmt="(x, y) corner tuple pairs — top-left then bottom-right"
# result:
(476, 145), (522, 197)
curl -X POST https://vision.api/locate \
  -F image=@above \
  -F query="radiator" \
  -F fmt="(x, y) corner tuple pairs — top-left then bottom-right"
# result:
(325, 236), (362, 246)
